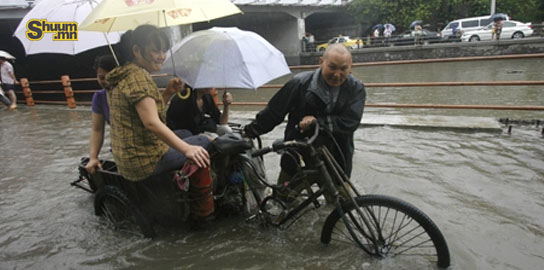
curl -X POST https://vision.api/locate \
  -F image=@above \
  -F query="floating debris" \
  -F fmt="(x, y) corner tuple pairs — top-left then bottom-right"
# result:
(506, 70), (524, 74)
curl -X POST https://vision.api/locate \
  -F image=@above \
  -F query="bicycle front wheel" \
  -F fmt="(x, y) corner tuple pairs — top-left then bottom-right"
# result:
(321, 195), (450, 268)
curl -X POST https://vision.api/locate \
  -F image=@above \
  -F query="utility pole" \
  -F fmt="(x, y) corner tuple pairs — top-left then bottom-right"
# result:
(491, 0), (496, 14)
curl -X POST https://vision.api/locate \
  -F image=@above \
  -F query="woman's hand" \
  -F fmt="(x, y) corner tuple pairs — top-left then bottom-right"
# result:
(163, 77), (184, 103)
(222, 90), (232, 106)
(166, 77), (183, 93)
(85, 157), (101, 174)
(184, 145), (210, 168)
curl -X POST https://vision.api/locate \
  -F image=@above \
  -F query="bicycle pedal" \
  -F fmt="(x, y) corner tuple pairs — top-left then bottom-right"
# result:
(245, 214), (257, 222)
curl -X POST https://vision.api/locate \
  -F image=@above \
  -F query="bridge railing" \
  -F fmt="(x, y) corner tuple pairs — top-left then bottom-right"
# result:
(7, 53), (544, 112)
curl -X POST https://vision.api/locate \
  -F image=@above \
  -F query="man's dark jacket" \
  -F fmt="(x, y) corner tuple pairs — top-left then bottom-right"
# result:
(245, 68), (366, 175)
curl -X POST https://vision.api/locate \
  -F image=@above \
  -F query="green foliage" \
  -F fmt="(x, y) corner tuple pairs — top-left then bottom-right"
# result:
(346, 0), (543, 34)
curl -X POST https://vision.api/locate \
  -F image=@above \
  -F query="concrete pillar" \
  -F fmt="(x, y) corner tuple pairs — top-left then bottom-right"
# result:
(284, 11), (315, 64)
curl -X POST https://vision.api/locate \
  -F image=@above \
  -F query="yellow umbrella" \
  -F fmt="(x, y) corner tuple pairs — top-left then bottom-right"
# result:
(80, 0), (242, 32)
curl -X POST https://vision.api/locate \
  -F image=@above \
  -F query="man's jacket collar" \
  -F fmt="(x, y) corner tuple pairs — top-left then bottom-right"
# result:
(307, 68), (333, 104)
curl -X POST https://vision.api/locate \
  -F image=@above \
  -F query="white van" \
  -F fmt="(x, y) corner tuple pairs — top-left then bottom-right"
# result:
(441, 15), (508, 39)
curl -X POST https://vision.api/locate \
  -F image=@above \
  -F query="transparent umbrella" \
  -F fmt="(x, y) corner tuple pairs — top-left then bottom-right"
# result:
(384, 23), (396, 32)
(410, 20), (423, 29)
(161, 27), (291, 89)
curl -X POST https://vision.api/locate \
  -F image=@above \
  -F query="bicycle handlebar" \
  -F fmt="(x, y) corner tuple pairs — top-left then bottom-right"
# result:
(251, 145), (273, 157)
(250, 122), (320, 158)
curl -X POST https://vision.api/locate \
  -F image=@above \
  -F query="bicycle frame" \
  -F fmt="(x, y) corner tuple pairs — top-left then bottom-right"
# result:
(251, 124), (394, 256)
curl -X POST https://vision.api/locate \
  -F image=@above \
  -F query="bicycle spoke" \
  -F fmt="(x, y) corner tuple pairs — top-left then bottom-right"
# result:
(322, 195), (450, 268)
(345, 211), (379, 250)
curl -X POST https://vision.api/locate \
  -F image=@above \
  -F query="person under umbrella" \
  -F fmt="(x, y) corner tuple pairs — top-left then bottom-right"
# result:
(84, 55), (117, 174)
(372, 24), (384, 37)
(410, 20), (423, 29)
(490, 14), (508, 40)
(383, 23), (395, 46)
(161, 27), (290, 142)
(166, 86), (233, 140)
(0, 57), (18, 110)
(410, 20), (424, 46)
(105, 24), (210, 181)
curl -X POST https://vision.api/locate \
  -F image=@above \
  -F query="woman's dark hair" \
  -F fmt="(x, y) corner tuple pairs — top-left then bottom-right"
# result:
(93, 55), (117, 72)
(115, 24), (170, 65)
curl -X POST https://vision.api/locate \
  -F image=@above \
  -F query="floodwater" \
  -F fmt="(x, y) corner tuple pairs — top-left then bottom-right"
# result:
(1, 58), (544, 270)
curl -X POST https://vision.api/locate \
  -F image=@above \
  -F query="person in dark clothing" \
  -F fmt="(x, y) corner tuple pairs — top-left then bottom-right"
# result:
(244, 44), (365, 178)
(166, 87), (232, 138)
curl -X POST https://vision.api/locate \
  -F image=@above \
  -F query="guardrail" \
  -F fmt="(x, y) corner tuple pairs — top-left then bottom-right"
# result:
(9, 54), (544, 112)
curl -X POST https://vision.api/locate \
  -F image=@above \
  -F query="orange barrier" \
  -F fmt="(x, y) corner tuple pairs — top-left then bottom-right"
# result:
(61, 75), (76, 108)
(19, 78), (35, 106)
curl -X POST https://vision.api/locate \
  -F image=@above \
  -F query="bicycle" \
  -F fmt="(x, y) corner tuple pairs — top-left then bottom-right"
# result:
(71, 123), (450, 268)
(247, 123), (451, 268)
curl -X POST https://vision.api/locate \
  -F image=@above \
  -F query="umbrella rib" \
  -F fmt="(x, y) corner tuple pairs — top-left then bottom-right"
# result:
(232, 36), (256, 89)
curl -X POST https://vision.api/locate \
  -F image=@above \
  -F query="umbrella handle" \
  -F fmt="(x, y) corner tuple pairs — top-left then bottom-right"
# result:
(163, 10), (177, 77)
(102, 33), (119, 66)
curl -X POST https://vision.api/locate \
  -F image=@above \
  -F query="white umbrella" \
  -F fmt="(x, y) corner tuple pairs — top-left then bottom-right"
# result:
(13, 0), (121, 56)
(79, 0), (242, 32)
(162, 27), (291, 89)
(0, 50), (16, 60)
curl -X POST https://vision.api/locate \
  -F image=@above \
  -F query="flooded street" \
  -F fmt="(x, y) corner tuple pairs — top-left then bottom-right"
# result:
(1, 58), (544, 270)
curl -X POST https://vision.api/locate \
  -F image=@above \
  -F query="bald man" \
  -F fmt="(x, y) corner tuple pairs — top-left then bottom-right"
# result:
(244, 44), (366, 178)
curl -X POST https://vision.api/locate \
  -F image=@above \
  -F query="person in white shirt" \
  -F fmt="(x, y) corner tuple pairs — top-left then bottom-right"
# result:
(0, 57), (18, 110)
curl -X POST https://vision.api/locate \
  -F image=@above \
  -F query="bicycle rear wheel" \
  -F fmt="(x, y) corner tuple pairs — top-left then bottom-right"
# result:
(321, 195), (450, 268)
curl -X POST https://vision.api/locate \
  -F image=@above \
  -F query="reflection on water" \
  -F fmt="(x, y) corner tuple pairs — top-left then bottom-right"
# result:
(1, 58), (544, 270)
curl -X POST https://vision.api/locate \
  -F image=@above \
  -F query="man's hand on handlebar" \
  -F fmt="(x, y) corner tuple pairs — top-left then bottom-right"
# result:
(299, 115), (317, 133)
(242, 124), (258, 139)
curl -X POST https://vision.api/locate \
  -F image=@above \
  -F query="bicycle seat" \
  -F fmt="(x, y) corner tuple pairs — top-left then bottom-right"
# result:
(212, 133), (252, 155)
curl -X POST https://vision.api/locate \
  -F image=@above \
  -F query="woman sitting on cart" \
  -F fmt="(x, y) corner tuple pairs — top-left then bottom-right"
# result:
(166, 87), (233, 140)
(106, 24), (210, 181)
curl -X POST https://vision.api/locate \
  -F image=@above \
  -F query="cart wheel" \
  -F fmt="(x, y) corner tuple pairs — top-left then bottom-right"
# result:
(94, 185), (156, 238)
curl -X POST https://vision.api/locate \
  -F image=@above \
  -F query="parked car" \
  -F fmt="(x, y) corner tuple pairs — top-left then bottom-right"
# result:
(461, 20), (533, 42)
(441, 15), (502, 40)
(390, 29), (441, 46)
(316, 36), (363, 52)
